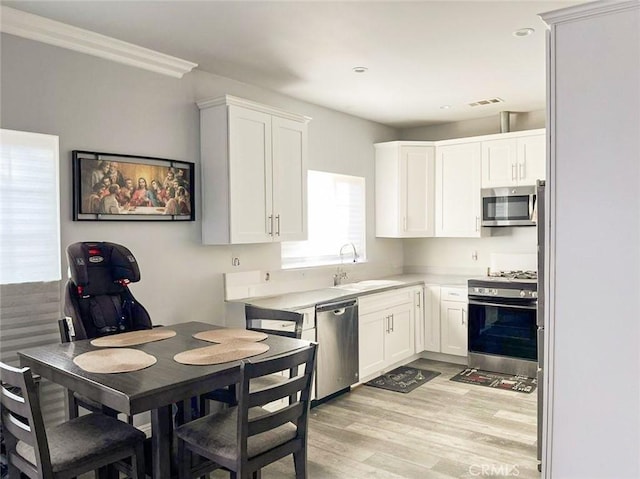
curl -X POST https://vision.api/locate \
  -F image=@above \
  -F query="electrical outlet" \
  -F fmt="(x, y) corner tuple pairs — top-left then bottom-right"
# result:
(471, 251), (478, 261)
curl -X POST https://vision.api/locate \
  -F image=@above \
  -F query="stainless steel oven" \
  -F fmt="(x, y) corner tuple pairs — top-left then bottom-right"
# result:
(467, 276), (538, 377)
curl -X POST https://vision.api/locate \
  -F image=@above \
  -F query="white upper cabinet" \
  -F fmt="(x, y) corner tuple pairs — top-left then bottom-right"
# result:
(482, 131), (545, 187)
(198, 95), (309, 244)
(375, 142), (435, 238)
(517, 134), (546, 185)
(435, 142), (482, 237)
(271, 116), (307, 241)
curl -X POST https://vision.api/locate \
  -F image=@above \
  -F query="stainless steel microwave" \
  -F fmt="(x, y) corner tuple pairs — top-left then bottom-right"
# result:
(481, 185), (536, 227)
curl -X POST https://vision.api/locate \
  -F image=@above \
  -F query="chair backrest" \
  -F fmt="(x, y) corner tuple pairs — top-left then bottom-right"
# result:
(63, 241), (152, 340)
(0, 362), (51, 479)
(235, 342), (317, 470)
(244, 305), (304, 339)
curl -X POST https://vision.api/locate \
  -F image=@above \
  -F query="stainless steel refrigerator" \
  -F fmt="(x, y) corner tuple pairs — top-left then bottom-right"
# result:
(536, 179), (545, 470)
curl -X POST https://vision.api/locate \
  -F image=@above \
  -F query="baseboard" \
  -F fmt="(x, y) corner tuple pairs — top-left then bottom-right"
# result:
(357, 352), (423, 384)
(420, 351), (469, 366)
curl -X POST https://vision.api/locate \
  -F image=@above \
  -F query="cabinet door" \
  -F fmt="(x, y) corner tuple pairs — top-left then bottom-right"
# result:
(414, 288), (425, 353)
(517, 135), (546, 185)
(272, 116), (307, 242)
(301, 327), (317, 400)
(228, 106), (273, 244)
(440, 300), (468, 357)
(400, 146), (435, 236)
(435, 143), (482, 237)
(423, 285), (441, 353)
(358, 311), (386, 379)
(385, 301), (415, 364)
(481, 138), (518, 187)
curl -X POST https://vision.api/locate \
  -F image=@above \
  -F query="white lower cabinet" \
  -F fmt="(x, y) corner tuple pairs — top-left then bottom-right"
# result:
(439, 287), (468, 357)
(358, 287), (416, 381)
(297, 307), (316, 401)
(414, 287), (425, 353)
(423, 285), (442, 353)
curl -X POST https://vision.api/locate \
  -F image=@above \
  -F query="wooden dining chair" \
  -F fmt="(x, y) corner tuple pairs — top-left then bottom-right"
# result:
(57, 318), (127, 422)
(200, 306), (305, 411)
(175, 342), (317, 479)
(244, 305), (305, 340)
(0, 361), (146, 479)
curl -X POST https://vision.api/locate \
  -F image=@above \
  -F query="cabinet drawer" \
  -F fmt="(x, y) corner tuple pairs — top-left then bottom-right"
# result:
(359, 287), (415, 315)
(260, 307), (315, 332)
(440, 286), (467, 302)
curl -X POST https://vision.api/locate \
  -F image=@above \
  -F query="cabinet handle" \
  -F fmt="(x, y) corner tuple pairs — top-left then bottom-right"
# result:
(475, 216), (480, 232)
(519, 162), (525, 180)
(390, 314), (394, 332)
(275, 214), (281, 236)
(385, 316), (390, 333)
(462, 309), (466, 326)
(268, 215), (273, 236)
(511, 164), (517, 181)
(416, 291), (421, 308)
(403, 216), (407, 231)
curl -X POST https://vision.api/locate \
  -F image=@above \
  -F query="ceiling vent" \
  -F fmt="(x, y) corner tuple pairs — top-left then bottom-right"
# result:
(468, 97), (504, 107)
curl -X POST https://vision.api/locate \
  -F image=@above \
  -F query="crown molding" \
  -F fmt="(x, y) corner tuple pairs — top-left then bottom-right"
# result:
(540, 0), (639, 26)
(197, 95), (312, 123)
(0, 6), (197, 78)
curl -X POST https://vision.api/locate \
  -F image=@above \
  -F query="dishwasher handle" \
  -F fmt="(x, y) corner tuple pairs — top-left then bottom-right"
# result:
(316, 299), (357, 313)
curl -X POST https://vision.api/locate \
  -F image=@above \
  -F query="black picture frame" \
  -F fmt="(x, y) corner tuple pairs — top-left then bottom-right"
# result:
(72, 150), (195, 221)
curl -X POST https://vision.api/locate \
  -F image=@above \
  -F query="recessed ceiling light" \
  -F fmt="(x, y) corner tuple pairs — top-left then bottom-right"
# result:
(513, 27), (535, 37)
(440, 105), (452, 110)
(352, 66), (368, 73)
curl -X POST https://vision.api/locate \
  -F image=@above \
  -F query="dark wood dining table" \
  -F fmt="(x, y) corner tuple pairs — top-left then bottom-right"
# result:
(18, 321), (311, 479)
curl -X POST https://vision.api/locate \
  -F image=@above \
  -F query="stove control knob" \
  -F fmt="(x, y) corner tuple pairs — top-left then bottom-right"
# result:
(532, 291), (538, 298)
(491, 289), (498, 295)
(520, 290), (526, 297)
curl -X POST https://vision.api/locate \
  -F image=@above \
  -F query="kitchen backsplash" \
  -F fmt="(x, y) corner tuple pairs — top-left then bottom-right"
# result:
(225, 262), (402, 300)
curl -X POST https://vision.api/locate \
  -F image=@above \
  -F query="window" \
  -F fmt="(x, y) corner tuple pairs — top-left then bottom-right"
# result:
(282, 170), (365, 269)
(0, 129), (61, 284)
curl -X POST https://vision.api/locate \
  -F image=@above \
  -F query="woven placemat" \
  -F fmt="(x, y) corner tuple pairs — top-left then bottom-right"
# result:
(90, 328), (176, 347)
(193, 328), (267, 343)
(174, 341), (269, 365)
(73, 348), (157, 373)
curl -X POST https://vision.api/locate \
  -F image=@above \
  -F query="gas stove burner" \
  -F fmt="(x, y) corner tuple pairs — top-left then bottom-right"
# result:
(489, 270), (538, 280)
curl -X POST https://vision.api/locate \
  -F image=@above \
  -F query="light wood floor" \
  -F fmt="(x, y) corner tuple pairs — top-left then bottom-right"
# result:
(210, 358), (539, 479)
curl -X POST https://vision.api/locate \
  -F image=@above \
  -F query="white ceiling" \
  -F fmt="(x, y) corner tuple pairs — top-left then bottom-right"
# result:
(3, 1), (583, 128)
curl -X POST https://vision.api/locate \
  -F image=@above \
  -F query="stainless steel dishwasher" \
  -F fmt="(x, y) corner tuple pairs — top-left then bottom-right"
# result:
(315, 298), (359, 400)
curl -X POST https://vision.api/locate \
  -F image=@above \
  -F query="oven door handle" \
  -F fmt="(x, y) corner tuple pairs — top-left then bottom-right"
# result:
(468, 299), (537, 310)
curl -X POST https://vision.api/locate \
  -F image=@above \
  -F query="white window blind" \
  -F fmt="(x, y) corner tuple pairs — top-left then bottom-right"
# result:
(0, 129), (61, 284)
(282, 170), (365, 269)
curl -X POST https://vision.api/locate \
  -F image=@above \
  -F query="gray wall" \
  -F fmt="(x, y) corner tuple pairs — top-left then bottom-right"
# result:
(400, 110), (545, 141)
(0, 33), (399, 326)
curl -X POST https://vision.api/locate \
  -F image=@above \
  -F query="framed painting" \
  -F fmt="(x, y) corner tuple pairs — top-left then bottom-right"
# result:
(72, 150), (195, 221)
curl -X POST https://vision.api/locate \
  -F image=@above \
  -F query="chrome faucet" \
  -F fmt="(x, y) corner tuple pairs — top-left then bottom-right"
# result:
(339, 243), (358, 264)
(334, 243), (358, 285)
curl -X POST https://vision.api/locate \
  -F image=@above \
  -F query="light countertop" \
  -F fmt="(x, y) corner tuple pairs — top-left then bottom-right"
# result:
(231, 273), (470, 311)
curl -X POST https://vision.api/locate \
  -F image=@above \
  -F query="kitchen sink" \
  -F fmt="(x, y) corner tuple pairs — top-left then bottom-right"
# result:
(332, 279), (405, 291)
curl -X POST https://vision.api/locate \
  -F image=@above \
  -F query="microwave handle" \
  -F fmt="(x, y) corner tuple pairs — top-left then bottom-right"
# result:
(529, 194), (535, 219)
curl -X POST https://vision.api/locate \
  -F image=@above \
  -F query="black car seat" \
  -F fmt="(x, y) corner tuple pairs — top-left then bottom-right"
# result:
(64, 241), (152, 340)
